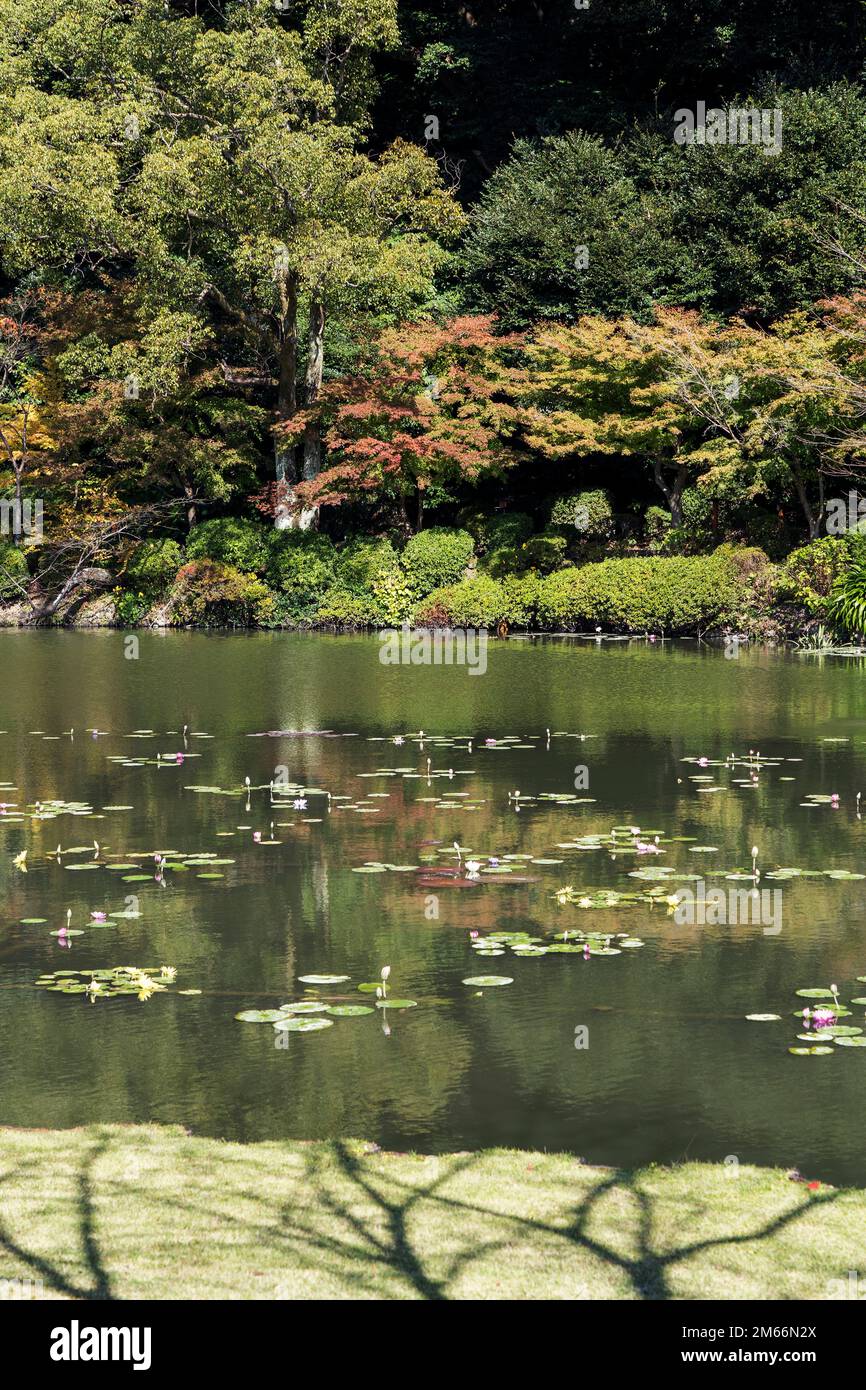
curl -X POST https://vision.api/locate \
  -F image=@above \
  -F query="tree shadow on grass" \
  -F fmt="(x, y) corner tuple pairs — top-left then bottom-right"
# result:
(269, 1142), (840, 1301)
(0, 1131), (842, 1300)
(0, 1129), (113, 1300)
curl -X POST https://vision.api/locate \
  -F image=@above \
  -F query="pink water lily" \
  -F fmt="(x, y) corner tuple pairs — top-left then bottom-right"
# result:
(90, 911), (107, 922)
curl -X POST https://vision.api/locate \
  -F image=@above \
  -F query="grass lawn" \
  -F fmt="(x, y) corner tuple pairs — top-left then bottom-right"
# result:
(0, 1123), (859, 1300)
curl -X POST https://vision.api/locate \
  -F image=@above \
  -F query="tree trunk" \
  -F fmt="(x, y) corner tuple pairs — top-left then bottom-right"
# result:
(652, 460), (687, 527)
(273, 271), (299, 530)
(296, 298), (325, 531)
(792, 465), (819, 540)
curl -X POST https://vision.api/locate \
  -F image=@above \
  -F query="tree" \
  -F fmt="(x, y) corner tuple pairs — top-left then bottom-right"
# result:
(463, 86), (866, 329)
(292, 315), (523, 529)
(0, 0), (464, 531)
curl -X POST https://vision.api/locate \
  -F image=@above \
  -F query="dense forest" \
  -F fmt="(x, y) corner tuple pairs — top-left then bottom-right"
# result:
(3, 0), (866, 640)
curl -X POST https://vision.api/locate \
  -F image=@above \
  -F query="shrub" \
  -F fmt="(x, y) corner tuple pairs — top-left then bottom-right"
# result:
(0, 541), (28, 600)
(114, 589), (149, 626)
(336, 537), (400, 593)
(415, 574), (506, 628)
(644, 506), (672, 550)
(460, 509), (534, 554)
(778, 535), (866, 617)
(500, 571), (541, 628)
(550, 489), (614, 539)
(125, 538), (183, 595)
(521, 531), (568, 573)
(186, 518), (270, 573)
(265, 532), (337, 616)
(170, 560), (274, 626)
(401, 527), (475, 598)
(828, 558), (866, 638)
(536, 554), (740, 633)
(370, 567), (414, 626)
(315, 587), (380, 628)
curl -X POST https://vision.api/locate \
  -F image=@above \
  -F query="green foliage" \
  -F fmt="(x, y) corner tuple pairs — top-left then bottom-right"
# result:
(186, 519), (270, 574)
(336, 537), (400, 592)
(645, 506), (673, 550)
(415, 574), (506, 628)
(499, 571), (541, 628)
(520, 532), (567, 573)
(401, 526), (475, 597)
(125, 539), (183, 596)
(114, 589), (150, 627)
(460, 510), (534, 554)
(0, 541), (27, 600)
(265, 534), (337, 615)
(315, 587), (380, 628)
(464, 86), (866, 327)
(170, 561), (274, 628)
(828, 557), (866, 637)
(536, 555), (741, 633)
(550, 489), (615, 539)
(778, 535), (866, 616)
(370, 566), (414, 625)
(414, 569), (542, 629)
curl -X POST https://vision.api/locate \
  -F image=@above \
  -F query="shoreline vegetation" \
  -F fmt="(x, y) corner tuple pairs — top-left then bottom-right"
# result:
(3, 9), (866, 651)
(1, 518), (863, 646)
(0, 1123), (861, 1300)
(0, 525), (860, 648)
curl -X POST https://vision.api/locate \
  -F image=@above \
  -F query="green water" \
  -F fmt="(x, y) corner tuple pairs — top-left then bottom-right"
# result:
(2, 630), (866, 1185)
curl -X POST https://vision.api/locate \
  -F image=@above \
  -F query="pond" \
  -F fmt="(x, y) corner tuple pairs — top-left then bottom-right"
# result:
(2, 630), (866, 1186)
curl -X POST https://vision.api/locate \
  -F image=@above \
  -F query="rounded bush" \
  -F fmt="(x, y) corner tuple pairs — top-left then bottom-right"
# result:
(460, 510), (534, 554)
(265, 532), (337, 608)
(778, 535), (866, 617)
(536, 555), (740, 633)
(170, 560), (274, 626)
(336, 537), (400, 593)
(401, 527), (475, 598)
(0, 542), (28, 600)
(186, 518), (270, 573)
(125, 538), (183, 595)
(415, 574), (506, 628)
(549, 489), (614, 539)
(315, 587), (380, 628)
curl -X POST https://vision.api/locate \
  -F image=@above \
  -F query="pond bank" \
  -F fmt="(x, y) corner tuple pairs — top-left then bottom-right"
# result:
(0, 1124), (858, 1300)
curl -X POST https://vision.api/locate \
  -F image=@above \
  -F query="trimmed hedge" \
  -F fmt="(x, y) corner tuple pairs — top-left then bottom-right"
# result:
(401, 527), (475, 597)
(536, 554), (740, 633)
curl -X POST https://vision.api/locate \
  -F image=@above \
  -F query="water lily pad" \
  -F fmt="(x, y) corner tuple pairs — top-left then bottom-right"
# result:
(788, 1046), (834, 1055)
(273, 1016), (334, 1032)
(462, 975), (513, 987)
(795, 988), (836, 999)
(375, 998), (417, 1009)
(746, 1013), (781, 1022)
(298, 974), (350, 985)
(833, 1036), (866, 1047)
(327, 1005), (374, 1017)
(235, 1009), (286, 1023)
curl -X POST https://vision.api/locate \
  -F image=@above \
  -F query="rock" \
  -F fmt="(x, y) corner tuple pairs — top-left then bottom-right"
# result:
(0, 602), (33, 626)
(70, 594), (118, 628)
